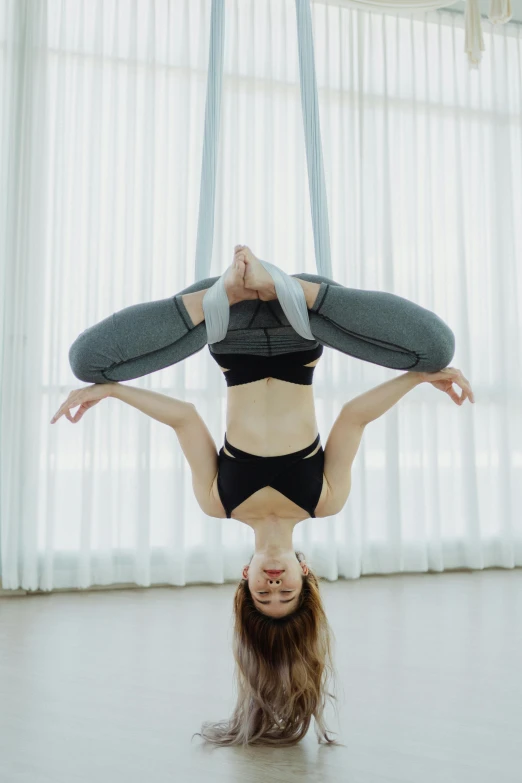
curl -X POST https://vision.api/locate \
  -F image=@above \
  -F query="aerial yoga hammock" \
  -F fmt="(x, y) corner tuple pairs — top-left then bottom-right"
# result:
(63, 0), (463, 523)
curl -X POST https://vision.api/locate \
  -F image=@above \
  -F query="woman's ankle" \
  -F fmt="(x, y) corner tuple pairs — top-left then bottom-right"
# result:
(295, 279), (321, 309)
(181, 288), (211, 327)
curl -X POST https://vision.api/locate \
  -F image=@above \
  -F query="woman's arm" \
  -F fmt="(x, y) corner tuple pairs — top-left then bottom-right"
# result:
(342, 371), (424, 426)
(110, 383), (194, 428)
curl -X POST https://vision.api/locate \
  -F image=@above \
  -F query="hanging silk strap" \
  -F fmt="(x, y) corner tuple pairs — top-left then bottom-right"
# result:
(202, 272), (230, 344)
(295, 0), (333, 279)
(257, 259), (315, 341)
(200, 0), (327, 344)
(194, 0), (225, 281)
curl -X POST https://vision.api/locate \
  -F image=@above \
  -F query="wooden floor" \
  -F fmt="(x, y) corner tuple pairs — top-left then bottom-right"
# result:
(0, 568), (521, 783)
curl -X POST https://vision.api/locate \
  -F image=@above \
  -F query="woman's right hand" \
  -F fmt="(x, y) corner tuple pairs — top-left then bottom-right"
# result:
(418, 367), (475, 406)
(50, 383), (114, 424)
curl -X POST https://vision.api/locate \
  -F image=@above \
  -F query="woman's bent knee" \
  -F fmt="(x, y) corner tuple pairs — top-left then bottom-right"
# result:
(69, 334), (110, 385)
(68, 312), (123, 384)
(422, 322), (456, 373)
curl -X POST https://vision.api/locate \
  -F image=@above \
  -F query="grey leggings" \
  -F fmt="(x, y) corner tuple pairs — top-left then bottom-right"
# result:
(68, 273), (455, 384)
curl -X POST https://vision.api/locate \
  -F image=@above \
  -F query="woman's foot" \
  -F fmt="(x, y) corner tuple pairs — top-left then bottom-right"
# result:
(223, 254), (259, 305)
(234, 245), (277, 301)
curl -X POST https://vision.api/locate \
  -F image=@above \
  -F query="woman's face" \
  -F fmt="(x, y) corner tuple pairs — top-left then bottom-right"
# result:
(242, 553), (309, 618)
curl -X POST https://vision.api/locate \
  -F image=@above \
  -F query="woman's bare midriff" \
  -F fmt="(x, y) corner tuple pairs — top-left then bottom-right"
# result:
(209, 357), (330, 522)
(222, 357), (321, 453)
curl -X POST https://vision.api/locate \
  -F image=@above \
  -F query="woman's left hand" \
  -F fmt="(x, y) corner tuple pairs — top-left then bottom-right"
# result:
(417, 366), (475, 406)
(50, 383), (114, 424)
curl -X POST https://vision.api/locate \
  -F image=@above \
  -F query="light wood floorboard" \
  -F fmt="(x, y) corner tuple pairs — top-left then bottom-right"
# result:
(0, 568), (521, 783)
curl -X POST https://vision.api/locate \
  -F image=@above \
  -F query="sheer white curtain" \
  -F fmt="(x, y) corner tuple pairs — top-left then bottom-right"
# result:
(1, 0), (521, 592)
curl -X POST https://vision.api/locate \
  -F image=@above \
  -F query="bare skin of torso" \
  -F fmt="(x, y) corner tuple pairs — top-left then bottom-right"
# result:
(209, 357), (330, 524)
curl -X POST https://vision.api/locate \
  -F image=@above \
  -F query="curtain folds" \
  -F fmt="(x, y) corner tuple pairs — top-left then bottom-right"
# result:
(488, 0), (512, 24)
(1, 0), (521, 592)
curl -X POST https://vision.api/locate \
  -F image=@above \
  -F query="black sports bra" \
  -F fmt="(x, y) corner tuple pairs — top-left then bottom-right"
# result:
(208, 344), (323, 387)
(217, 433), (325, 519)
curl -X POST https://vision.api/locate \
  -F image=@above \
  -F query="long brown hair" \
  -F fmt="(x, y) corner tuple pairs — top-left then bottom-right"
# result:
(192, 551), (344, 748)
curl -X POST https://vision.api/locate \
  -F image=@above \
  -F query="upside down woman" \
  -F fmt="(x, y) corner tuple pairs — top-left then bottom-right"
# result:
(52, 245), (474, 747)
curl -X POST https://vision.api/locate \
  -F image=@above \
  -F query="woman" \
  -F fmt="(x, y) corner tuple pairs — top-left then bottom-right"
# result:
(52, 245), (474, 747)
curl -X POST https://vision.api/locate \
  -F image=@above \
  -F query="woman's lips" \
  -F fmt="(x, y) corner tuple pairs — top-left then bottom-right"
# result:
(265, 570), (284, 576)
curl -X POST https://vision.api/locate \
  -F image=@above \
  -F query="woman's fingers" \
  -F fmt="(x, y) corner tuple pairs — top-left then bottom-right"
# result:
(455, 371), (475, 404)
(426, 368), (475, 406)
(51, 401), (73, 423)
(453, 375), (475, 405)
(51, 392), (83, 423)
(438, 368), (474, 405)
(52, 389), (107, 423)
(446, 384), (462, 405)
(71, 405), (87, 423)
(51, 403), (82, 424)
(51, 384), (110, 424)
(51, 401), (66, 422)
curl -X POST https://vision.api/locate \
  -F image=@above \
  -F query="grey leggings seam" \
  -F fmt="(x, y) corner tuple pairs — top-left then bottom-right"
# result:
(266, 300), (284, 326)
(173, 294), (192, 331)
(316, 308), (422, 368)
(314, 283), (330, 315)
(247, 300), (263, 329)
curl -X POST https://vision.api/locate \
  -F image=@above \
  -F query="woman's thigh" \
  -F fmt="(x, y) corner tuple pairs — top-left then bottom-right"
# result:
(68, 277), (222, 384)
(292, 272), (455, 373)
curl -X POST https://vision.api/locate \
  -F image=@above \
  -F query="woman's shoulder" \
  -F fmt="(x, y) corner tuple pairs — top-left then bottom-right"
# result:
(314, 468), (352, 518)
